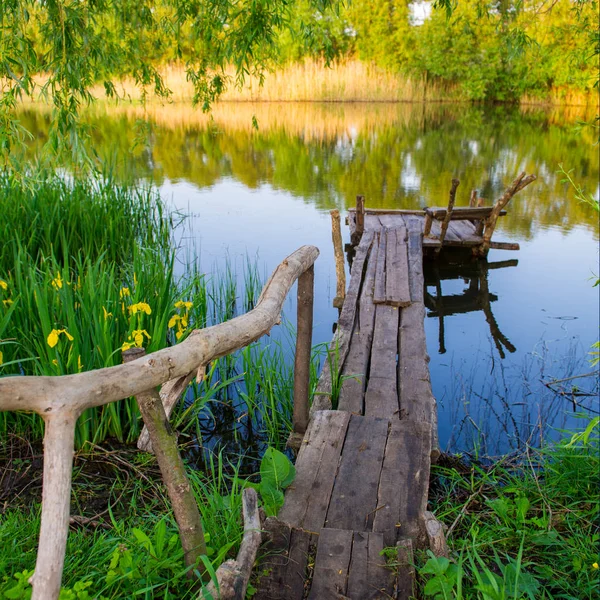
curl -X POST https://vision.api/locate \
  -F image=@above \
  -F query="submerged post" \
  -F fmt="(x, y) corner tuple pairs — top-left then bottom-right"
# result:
(292, 265), (314, 446)
(330, 209), (346, 309)
(122, 347), (207, 578)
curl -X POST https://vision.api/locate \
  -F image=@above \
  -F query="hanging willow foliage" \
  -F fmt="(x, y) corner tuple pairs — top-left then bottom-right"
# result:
(0, 0), (337, 165)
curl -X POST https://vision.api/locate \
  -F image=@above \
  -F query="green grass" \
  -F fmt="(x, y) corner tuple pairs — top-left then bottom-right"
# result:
(418, 418), (600, 599)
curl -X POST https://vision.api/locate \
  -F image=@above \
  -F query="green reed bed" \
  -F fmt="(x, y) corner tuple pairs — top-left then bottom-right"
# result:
(417, 419), (600, 599)
(0, 172), (306, 597)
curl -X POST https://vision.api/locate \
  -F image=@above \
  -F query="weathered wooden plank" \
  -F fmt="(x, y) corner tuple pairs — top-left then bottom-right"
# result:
(364, 303), (399, 418)
(279, 411), (351, 531)
(312, 231), (374, 413)
(284, 528), (312, 600)
(372, 420), (432, 548)
(347, 532), (395, 600)
(396, 539), (416, 600)
(337, 235), (379, 414)
(373, 229), (387, 305)
(308, 528), (353, 600)
(326, 415), (389, 532)
(424, 207), (506, 220)
(385, 228), (411, 307)
(448, 221), (481, 244)
(255, 518), (292, 600)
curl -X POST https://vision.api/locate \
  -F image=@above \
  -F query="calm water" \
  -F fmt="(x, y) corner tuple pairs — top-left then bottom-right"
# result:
(24, 102), (600, 455)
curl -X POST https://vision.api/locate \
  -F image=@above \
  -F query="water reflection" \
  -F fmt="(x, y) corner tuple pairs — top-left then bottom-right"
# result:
(424, 259), (517, 358)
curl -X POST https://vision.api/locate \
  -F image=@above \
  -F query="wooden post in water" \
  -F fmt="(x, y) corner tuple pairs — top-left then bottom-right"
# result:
(330, 209), (346, 309)
(352, 195), (365, 245)
(437, 179), (460, 249)
(291, 265), (314, 447)
(122, 347), (207, 578)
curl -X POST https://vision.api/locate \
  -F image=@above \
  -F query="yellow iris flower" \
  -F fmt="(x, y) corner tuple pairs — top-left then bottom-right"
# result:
(128, 302), (152, 316)
(47, 329), (74, 348)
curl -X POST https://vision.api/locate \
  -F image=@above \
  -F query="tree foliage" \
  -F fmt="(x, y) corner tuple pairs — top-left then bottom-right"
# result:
(0, 0), (337, 163)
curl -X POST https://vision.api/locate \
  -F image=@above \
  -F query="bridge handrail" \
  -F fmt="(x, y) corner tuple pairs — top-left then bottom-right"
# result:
(0, 244), (319, 600)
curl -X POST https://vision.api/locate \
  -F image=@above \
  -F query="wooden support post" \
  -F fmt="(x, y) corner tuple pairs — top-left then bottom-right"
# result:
(438, 178), (460, 247)
(478, 172), (536, 256)
(290, 265), (314, 448)
(352, 195), (365, 245)
(123, 347), (208, 577)
(30, 413), (77, 600)
(469, 189), (478, 208)
(330, 209), (346, 309)
(423, 213), (433, 237)
(423, 511), (449, 558)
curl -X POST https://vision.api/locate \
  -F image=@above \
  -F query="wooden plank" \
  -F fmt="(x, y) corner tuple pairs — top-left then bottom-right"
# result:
(385, 228), (411, 307)
(279, 411), (351, 531)
(284, 528), (312, 600)
(312, 231), (374, 412)
(396, 539), (416, 600)
(308, 528), (352, 599)
(347, 532), (395, 600)
(364, 303), (399, 418)
(255, 518), (293, 600)
(337, 235), (379, 414)
(326, 415), (389, 532)
(424, 207), (506, 220)
(373, 229), (387, 304)
(372, 420), (432, 548)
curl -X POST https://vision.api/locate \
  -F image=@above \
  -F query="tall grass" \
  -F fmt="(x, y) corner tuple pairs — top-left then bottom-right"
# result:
(0, 173), (305, 452)
(421, 419), (600, 598)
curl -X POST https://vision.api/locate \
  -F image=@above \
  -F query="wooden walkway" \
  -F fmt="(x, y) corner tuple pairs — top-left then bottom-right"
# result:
(256, 215), (439, 599)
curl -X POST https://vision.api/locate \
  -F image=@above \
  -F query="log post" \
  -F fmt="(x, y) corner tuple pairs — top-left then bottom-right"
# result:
(330, 209), (346, 309)
(438, 179), (460, 247)
(423, 511), (449, 557)
(203, 488), (262, 599)
(351, 195), (365, 246)
(290, 266), (314, 448)
(423, 213), (433, 237)
(469, 189), (478, 208)
(478, 172), (536, 257)
(30, 412), (78, 600)
(123, 347), (208, 577)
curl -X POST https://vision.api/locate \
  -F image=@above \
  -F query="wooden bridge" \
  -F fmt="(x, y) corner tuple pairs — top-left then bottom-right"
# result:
(0, 174), (535, 600)
(255, 173), (536, 599)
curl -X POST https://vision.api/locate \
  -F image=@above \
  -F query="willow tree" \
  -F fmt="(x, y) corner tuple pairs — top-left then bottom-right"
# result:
(0, 0), (337, 165)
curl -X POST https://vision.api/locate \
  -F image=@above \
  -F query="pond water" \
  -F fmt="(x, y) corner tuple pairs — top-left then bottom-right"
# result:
(22, 102), (600, 456)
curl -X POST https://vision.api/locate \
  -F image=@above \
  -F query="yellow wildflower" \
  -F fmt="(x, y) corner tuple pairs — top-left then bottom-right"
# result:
(102, 306), (113, 320)
(52, 359), (58, 366)
(47, 328), (74, 348)
(175, 300), (193, 311)
(122, 329), (151, 351)
(168, 314), (181, 329)
(119, 287), (131, 298)
(0, 350), (3, 365)
(3, 299), (12, 306)
(77, 355), (83, 372)
(51, 272), (63, 290)
(128, 302), (152, 316)
(593, 562), (599, 569)
(0, 280), (7, 291)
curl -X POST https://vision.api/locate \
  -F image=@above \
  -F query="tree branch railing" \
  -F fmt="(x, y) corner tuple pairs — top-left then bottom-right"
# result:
(0, 245), (319, 600)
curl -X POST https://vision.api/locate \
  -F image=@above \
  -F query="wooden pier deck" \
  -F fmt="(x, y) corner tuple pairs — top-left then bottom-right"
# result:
(256, 216), (438, 599)
(255, 174), (536, 599)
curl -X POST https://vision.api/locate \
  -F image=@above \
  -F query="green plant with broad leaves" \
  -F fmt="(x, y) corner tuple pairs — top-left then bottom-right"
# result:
(246, 447), (296, 517)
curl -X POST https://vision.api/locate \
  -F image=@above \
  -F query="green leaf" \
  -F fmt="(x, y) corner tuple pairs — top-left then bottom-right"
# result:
(260, 447), (296, 490)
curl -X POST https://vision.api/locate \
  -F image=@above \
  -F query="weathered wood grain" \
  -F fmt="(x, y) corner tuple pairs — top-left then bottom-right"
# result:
(396, 539), (416, 600)
(347, 532), (395, 600)
(337, 235), (378, 414)
(373, 229), (387, 305)
(312, 232), (374, 413)
(385, 228), (411, 307)
(279, 411), (351, 531)
(326, 415), (389, 532)
(372, 421), (432, 548)
(308, 528), (353, 599)
(364, 303), (399, 418)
